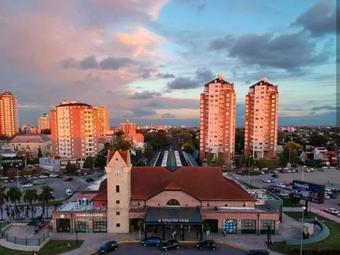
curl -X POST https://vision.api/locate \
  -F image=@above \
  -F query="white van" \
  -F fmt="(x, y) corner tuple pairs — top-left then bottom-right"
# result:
(66, 189), (73, 196)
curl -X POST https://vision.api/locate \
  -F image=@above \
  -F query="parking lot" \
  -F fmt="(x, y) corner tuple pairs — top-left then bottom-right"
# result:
(235, 169), (340, 217)
(101, 243), (248, 255)
(1, 171), (104, 200)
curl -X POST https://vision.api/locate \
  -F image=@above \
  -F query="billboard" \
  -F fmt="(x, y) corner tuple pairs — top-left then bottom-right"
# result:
(292, 180), (325, 204)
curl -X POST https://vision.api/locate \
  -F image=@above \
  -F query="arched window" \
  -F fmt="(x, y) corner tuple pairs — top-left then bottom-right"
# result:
(166, 199), (180, 206)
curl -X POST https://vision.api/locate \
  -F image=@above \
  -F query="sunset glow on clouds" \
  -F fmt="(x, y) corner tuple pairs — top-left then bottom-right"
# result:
(0, 0), (336, 126)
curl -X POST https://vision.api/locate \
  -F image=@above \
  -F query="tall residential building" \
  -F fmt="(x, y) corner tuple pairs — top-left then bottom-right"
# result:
(38, 113), (50, 133)
(119, 121), (144, 149)
(94, 106), (110, 139)
(0, 92), (18, 137)
(50, 101), (109, 159)
(199, 75), (236, 163)
(244, 77), (279, 159)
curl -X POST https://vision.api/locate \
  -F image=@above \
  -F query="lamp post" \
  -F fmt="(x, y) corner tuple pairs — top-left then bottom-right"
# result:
(300, 206), (306, 255)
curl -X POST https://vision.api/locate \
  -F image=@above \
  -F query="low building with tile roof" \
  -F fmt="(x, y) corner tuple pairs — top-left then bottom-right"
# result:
(52, 150), (280, 238)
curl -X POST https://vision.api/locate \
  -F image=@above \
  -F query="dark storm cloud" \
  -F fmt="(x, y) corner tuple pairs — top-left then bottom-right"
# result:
(209, 31), (326, 71)
(167, 67), (214, 90)
(130, 90), (162, 100)
(294, 0), (336, 37)
(161, 113), (176, 118)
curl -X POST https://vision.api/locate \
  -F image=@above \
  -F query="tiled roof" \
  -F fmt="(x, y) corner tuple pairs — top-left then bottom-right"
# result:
(11, 135), (50, 143)
(93, 167), (255, 202)
(107, 150), (129, 165)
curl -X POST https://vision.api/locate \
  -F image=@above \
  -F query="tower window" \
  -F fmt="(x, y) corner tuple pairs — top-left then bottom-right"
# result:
(116, 223), (120, 228)
(166, 199), (180, 206)
(116, 185), (120, 193)
(116, 200), (120, 204)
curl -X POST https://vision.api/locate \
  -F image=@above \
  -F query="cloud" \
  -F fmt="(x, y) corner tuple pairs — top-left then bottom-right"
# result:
(145, 97), (199, 109)
(294, 0), (336, 37)
(130, 90), (162, 100)
(209, 31), (327, 71)
(125, 108), (157, 118)
(310, 105), (337, 112)
(79, 55), (98, 69)
(99, 57), (133, 70)
(161, 113), (176, 118)
(167, 67), (214, 90)
(139, 67), (175, 79)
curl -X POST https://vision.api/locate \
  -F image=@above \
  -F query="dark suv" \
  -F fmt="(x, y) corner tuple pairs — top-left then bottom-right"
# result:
(160, 239), (180, 251)
(97, 241), (118, 254)
(196, 240), (217, 250)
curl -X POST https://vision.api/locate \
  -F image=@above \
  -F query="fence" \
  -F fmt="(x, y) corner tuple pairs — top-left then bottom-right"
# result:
(4, 231), (49, 246)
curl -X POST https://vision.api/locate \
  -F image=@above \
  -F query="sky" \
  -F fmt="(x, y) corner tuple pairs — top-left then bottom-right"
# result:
(0, 0), (337, 127)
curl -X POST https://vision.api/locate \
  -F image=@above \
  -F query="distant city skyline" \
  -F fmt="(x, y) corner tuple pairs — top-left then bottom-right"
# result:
(0, 0), (336, 126)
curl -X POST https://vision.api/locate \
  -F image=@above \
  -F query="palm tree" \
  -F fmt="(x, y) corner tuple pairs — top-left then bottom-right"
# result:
(23, 188), (38, 219)
(39, 185), (54, 218)
(7, 187), (22, 208)
(0, 185), (7, 220)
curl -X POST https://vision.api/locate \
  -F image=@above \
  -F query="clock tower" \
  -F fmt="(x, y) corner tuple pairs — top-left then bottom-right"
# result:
(105, 150), (132, 233)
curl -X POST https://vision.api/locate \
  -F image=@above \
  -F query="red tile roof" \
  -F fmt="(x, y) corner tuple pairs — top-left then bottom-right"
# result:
(107, 150), (129, 165)
(93, 167), (254, 202)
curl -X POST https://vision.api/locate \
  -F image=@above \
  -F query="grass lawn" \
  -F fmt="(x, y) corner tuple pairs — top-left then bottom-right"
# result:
(270, 212), (340, 255)
(0, 240), (83, 255)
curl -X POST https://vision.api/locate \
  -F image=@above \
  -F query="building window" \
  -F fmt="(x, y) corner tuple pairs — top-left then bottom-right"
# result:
(93, 218), (107, 233)
(224, 219), (237, 234)
(241, 220), (256, 234)
(116, 211), (120, 216)
(166, 199), (180, 206)
(260, 220), (275, 234)
(74, 219), (89, 233)
(116, 185), (120, 193)
(116, 200), (120, 204)
(116, 223), (120, 228)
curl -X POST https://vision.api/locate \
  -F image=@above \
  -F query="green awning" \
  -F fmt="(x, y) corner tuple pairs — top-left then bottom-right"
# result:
(145, 207), (202, 225)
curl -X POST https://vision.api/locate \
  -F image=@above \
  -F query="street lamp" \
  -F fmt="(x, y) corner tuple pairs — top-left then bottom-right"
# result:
(300, 206), (306, 255)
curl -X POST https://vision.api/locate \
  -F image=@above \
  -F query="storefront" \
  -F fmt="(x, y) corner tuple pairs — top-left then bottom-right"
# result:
(53, 212), (107, 233)
(144, 207), (203, 240)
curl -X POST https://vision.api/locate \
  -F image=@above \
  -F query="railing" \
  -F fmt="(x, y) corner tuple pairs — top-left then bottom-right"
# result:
(4, 231), (49, 246)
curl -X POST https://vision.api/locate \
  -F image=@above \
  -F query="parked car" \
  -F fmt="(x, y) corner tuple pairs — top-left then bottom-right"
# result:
(196, 240), (217, 251)
(248, 250), (270, 255)
(160, 239), (180, 251)
(324, 208), (339, 215)
(63, 177), (73, 182)
(33, 180), (45, 185)
(97, 241), (118, 254)
(65, 189), (73, 196)
(86, 177), (94, 183)
(49, 173), (59, 178)
(272, 174), (279, 178)
(22, 182), (33, 188)
(262, 178), (273, 183)
(141, 236), (161, 247)
(39, 175), (48, 179)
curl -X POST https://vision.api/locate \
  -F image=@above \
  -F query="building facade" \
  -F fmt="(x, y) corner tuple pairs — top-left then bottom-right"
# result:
(10, 134), (51, 158)
(50, 101), (109, 159)
(0, 92), (18, 137)
(38, 113), (50, 133)
(52, 150), (280, 237)
(199, 75), (236, 162)
(244, 77), (279, 159)
(119, 121), (145, 150)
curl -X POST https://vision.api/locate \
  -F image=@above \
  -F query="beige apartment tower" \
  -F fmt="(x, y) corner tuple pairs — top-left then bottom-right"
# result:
(244, 77), (279, 159)
(38, 113), (50, 133)
(50, 101), (109, 159)
(0, 92), (18, 137)
(199, 75), (236, 163)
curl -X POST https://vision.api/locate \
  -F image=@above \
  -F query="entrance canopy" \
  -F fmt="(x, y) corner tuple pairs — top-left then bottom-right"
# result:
(145, 207), (202, 225)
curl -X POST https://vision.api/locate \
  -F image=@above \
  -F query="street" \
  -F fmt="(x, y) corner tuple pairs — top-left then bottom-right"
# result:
(105, 243), (248, 255)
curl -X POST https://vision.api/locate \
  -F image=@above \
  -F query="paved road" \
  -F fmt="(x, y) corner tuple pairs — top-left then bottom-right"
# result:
(99, 243), (248, 255)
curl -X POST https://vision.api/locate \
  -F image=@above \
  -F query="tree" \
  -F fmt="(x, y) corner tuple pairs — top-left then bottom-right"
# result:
(65, 161), (78, 175)
(39, 185), (54, 218)
(283, 141), (303, 165)
(23, 188), (38, 219)
(0, 185), (6, 220)
(7, 187), (22, 208)
(113, 135), (132, 151)
(83, 156), (94, 169)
